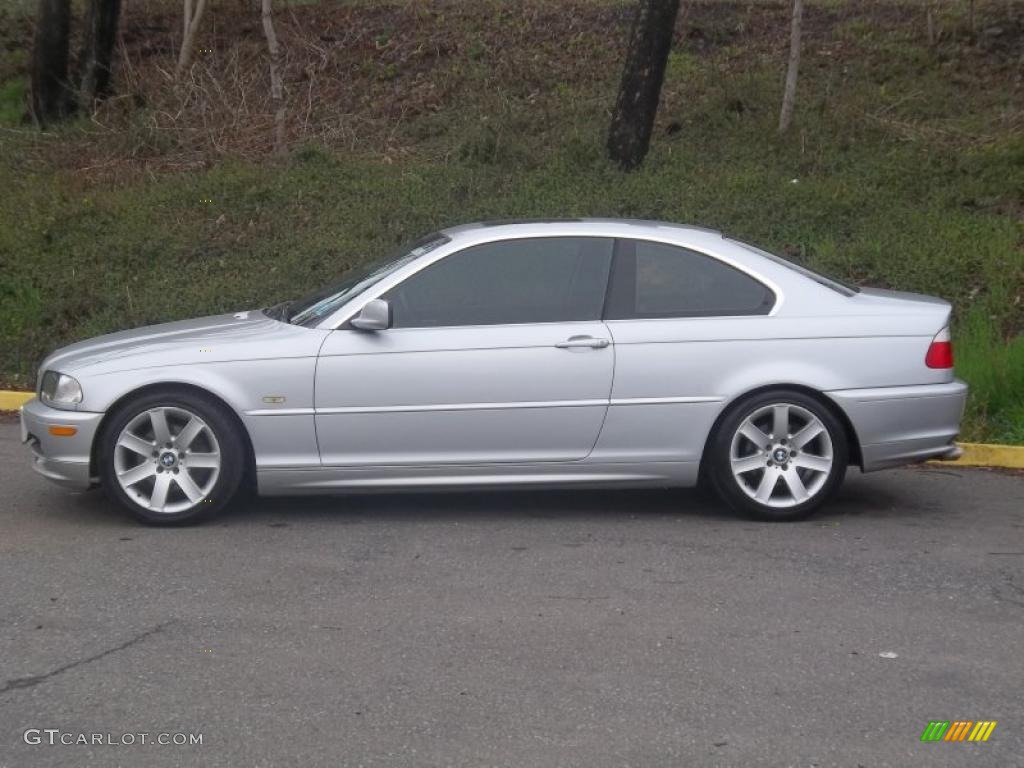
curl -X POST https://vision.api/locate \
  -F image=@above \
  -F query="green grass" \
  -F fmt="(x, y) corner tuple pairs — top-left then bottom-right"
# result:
(955, 307), (1024, 443)
(0, 78), (26, 126)
(0, 0), (1021, 442)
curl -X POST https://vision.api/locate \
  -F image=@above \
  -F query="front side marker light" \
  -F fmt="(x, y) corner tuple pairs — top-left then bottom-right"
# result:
(48, 425), (78, 437)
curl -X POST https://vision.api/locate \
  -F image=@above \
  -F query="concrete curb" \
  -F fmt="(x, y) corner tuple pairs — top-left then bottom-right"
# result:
(939, 442), (1024, 470)
(2, 389), (1023, 468)
(0, 390), (32, 410)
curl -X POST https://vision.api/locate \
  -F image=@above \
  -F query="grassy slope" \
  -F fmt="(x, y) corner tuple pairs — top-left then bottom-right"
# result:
(0, 0), (1022, 440)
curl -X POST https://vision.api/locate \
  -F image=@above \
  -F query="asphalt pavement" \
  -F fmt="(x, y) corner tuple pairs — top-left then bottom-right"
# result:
(0, 423), (1022, 768)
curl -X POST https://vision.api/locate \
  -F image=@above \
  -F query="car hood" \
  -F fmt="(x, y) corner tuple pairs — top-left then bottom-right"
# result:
(40, 310), (325, 379)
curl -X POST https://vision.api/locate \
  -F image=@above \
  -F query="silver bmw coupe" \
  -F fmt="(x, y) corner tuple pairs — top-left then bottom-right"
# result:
(21, 220), (966, 524)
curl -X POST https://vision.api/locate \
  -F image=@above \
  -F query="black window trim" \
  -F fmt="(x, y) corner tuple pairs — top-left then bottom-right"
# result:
(603, 237), (778, 321)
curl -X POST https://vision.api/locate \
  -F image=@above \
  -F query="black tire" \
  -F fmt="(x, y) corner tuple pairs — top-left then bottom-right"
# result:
(98, 388), (247, 525)
(707, 389), (848, 521)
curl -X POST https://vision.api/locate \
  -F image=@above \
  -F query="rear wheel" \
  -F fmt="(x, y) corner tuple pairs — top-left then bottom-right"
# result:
(99, 390), (245, 525)
(708, 390), (848, 521)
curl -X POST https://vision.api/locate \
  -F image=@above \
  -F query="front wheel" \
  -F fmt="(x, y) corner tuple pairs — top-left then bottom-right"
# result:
(707, 390), (848, 521)
(98, 390), (246, 525)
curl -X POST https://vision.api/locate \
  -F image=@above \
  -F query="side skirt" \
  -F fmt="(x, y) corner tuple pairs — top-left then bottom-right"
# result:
(257, 461), (699, 496)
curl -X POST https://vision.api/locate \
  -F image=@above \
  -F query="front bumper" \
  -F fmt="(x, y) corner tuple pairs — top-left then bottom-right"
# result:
(827, 379), (968, 472)
(20, 397), (104, 490)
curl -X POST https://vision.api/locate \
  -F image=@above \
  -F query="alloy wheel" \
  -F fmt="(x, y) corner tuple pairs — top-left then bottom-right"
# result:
(113, 406), (221, 514)
(728, 402), (834, 509)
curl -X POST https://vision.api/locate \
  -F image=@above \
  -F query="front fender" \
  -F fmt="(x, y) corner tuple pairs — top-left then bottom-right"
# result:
(79, 357), (323, 470)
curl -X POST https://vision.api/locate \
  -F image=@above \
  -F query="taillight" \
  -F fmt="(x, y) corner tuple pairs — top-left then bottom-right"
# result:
(925, 327), (954, 369)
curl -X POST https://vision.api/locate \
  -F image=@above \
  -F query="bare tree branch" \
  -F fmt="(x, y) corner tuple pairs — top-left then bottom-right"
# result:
(779, 0), (803, 134)
(261, 0), (286, 156)
(176, 0), (208, 80)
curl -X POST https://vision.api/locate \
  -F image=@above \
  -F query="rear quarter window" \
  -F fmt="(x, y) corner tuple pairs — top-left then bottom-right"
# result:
(606, 239), (776, 319)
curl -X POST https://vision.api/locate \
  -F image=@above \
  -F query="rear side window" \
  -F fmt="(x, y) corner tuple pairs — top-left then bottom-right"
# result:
(605, 239), (775, 319)
(385, 236), (614, 328)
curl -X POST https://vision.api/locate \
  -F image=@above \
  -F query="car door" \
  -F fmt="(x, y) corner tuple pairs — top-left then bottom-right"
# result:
(314, 236), (615, 466)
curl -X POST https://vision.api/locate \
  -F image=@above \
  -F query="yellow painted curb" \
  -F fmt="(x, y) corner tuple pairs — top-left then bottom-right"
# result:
(0, 390), (33, 410)
(1, 387), (1022, 468)
(942, 442), (1024, 470)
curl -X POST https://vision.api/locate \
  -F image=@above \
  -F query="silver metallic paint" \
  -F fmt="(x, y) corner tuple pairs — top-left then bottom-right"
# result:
(20, 398), (102, 488)
(314, 321), (614, 465)
(20, 220), (967, 497)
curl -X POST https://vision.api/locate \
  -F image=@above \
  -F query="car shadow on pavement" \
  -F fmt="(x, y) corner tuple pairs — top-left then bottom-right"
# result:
(49, 484), (736, 528)
(223, 486), (742, 525)
(33, 468), (948, 529)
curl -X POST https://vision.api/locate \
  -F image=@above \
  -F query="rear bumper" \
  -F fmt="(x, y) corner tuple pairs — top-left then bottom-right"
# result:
(826, 380), (968, 472)
(19, 398), (103, 490)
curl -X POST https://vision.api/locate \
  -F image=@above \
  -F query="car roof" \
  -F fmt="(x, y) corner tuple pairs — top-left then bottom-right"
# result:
(439, 219), (722, 241)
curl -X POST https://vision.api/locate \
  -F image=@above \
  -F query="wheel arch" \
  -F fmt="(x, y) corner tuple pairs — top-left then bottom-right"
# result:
(699, 383), (863, 476)
(89, 382), (257, 489)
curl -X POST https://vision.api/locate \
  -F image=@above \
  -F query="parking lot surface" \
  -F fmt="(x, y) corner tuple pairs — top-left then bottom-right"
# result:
(1, 423), (1022, 767)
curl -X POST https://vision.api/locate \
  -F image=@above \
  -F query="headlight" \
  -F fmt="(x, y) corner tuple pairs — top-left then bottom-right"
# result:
(40, 371), (83, 408)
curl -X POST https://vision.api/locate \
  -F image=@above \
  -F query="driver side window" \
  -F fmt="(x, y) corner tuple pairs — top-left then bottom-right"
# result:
(385, 237), (614, 328)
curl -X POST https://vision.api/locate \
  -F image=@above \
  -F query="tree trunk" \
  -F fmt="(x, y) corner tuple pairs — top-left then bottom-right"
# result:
(261, 0), (286, 157)
(176, 0), (209, 79)
(30, 0), (72, 125)
(778, 0), (803, 134)
(607, 0), (681, 171)
(78, 0), (122, 108)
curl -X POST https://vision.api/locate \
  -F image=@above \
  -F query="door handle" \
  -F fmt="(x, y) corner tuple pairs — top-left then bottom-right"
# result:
(555, 335), (610, 349)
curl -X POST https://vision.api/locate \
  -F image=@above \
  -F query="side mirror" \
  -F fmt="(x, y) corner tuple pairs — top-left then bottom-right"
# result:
(350, 299), (391, 331)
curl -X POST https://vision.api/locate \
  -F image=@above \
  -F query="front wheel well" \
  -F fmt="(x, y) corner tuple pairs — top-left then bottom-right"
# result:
(699, 384), (863, 477)
(89, 383), (257, 489)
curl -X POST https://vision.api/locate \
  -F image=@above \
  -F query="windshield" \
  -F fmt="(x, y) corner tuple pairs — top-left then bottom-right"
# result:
(284, 233), (450, 327)
(729, 238), (860, 297)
